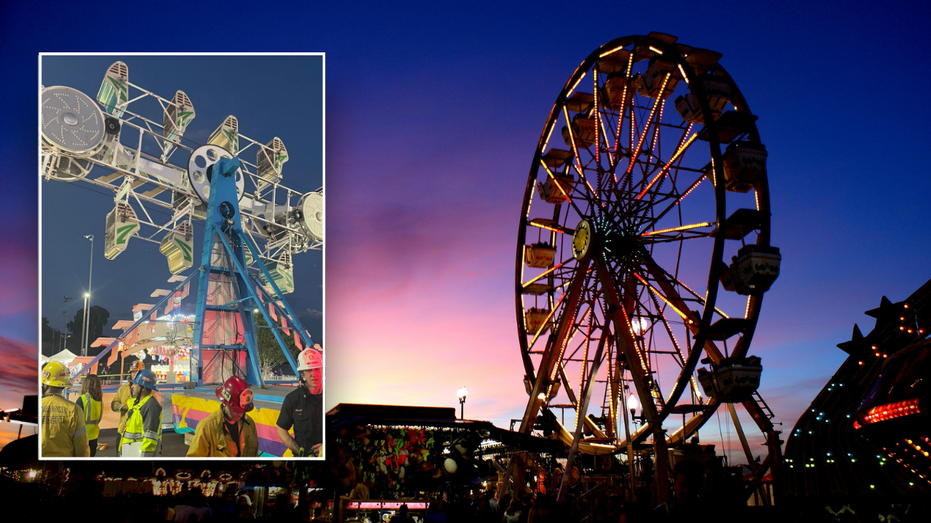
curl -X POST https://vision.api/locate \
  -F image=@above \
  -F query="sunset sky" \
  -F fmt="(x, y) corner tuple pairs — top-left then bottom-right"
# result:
(3, 1), (930, 461)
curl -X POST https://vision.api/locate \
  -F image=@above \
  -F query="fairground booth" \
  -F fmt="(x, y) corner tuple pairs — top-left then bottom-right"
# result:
(327, 403), (563, 523)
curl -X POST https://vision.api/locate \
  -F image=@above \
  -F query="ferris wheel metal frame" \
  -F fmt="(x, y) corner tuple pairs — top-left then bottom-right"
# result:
(40, 58), (323, 388)
(511, 33), (783, 503)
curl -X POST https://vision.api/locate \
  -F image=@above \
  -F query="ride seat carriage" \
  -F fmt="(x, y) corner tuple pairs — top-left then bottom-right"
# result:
(632, 56), (681, 99)
(720, 244), (781, 296)
(561, 114), (598, 148)
(524, 242), (557, 268)
(722, 141), (767, 193)
(674, 75), (731, 124)
(603, 73), (634, 109)
(697, 356), (762, 403)
(538, 172), (576, 205)
(524, 307), (551, 334)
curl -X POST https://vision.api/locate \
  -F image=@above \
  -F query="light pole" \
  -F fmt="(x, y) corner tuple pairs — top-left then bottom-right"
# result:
(624, 391), (640, 502)
(627, 392), (640, 425)
(82, 234), (94, 357)
(81, 292), (90, 356)
(457, 386), (467, 420)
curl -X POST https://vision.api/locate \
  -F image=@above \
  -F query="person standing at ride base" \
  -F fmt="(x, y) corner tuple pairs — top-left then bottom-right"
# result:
(40, 361), (90, 457)
(75, 374), (103, 456)
(187, 376), (260, 457)
(119, 369), (162, 457)
(111, 360), (145, 455)
(276, 345), (323, 457)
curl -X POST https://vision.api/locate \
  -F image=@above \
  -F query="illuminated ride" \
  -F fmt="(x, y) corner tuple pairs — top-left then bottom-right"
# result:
(514, 33), (781, 502)
(41, 61), (323, 389)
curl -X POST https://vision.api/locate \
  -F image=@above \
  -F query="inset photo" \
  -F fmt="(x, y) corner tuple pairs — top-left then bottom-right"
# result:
(39, 54), (325, 459)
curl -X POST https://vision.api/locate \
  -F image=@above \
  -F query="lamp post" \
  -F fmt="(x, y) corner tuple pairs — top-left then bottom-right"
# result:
(457, 386), (468, 420)
(82, 235), (94, 357)
(81, 292), (90, 357)
(627, 392), (640, 424)
(624, 391), (640, 502)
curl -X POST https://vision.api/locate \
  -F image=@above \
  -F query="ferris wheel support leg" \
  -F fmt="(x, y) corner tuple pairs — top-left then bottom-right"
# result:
(652, 425), (670, 506)
(191, 156), (266, 387)
(213, 231), (265, 387)
(557, 331), (608, 503)
(217, 230), (303, 381)
(765, 430), (784, 505)
(727, 403), (768, 506)
(620, 392), (638, 503)
(242, 232), (316, 352)
(518, 257), (591, 435)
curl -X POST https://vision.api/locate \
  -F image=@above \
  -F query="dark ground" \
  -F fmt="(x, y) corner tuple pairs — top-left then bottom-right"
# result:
(94, 427), (189, 458)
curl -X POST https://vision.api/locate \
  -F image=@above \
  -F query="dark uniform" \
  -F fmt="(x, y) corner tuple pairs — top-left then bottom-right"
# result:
(276, 385), (322, 454)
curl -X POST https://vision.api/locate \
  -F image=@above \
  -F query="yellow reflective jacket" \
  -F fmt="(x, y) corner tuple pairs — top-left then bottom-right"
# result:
(111, 383), (133, 432)
(78, 393), (103, 441)
(186, 409), (259, 457)
(42, 393), (90, 457)
(120, 393), (162, 457)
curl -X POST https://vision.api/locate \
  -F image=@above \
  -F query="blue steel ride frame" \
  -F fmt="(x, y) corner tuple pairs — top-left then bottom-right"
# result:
(191, 157), (313, 388)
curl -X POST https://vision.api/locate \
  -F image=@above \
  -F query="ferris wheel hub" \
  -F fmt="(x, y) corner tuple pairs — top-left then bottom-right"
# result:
(571, 220), (593, 260)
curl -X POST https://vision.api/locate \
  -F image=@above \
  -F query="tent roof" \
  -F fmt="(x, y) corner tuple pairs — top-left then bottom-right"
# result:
(47, 349), (79, 363)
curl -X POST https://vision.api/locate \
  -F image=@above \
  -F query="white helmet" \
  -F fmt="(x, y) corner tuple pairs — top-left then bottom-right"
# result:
(296, 345), (323, 372)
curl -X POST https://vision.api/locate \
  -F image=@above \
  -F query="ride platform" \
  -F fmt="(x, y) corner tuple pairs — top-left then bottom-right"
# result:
(79, 382), (304, 457)
(169, 382), (302, 457)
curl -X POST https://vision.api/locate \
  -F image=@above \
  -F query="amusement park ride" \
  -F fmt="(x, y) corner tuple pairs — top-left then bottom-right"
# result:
(40, 59), (323, 390)
(512, 33), (782, 503)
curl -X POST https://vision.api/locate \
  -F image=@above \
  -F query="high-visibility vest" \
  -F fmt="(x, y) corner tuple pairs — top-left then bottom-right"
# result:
(80, 393), (103, 440)
(120, 394), (162, 457)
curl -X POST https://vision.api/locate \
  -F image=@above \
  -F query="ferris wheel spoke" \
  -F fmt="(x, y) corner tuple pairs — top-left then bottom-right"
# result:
(521, 256), (577, 289)
(560, 106), (601, 201)
(644, 171), (709, 228)
(624, 75), (668, 179)
(635, 128), (697, 202)
(639, 255), (731, 321)
(593, 66), (603, 167)
(639, 221), (715, 244)
(608, 51), (635, 168)
(644, 287), (688, 368)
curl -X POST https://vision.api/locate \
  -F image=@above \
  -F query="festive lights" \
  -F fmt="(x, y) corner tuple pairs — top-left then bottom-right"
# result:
(859, 398), (921, 426)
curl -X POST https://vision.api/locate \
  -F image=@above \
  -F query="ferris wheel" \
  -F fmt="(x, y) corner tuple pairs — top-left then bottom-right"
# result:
(515, 33), (783, 496)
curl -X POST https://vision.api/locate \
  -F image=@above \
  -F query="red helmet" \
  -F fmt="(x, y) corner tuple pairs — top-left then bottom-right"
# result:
(216, 376), (254, 414)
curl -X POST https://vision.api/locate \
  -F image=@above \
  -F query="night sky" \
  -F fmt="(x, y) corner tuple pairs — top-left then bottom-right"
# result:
(2, 1), (929, 462)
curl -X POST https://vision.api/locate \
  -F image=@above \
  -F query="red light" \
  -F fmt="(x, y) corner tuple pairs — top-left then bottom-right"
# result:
(862, 398), (921, 425)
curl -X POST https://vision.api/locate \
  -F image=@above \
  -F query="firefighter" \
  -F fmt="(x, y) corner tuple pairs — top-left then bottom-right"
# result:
(41, 361), (90, 457)
(119, 369), (162, 457)
(187, 376), (259, 457)
(276, 345), (323, 457)
(75, 374), (103, 456)
(111, 359), (145, 455)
